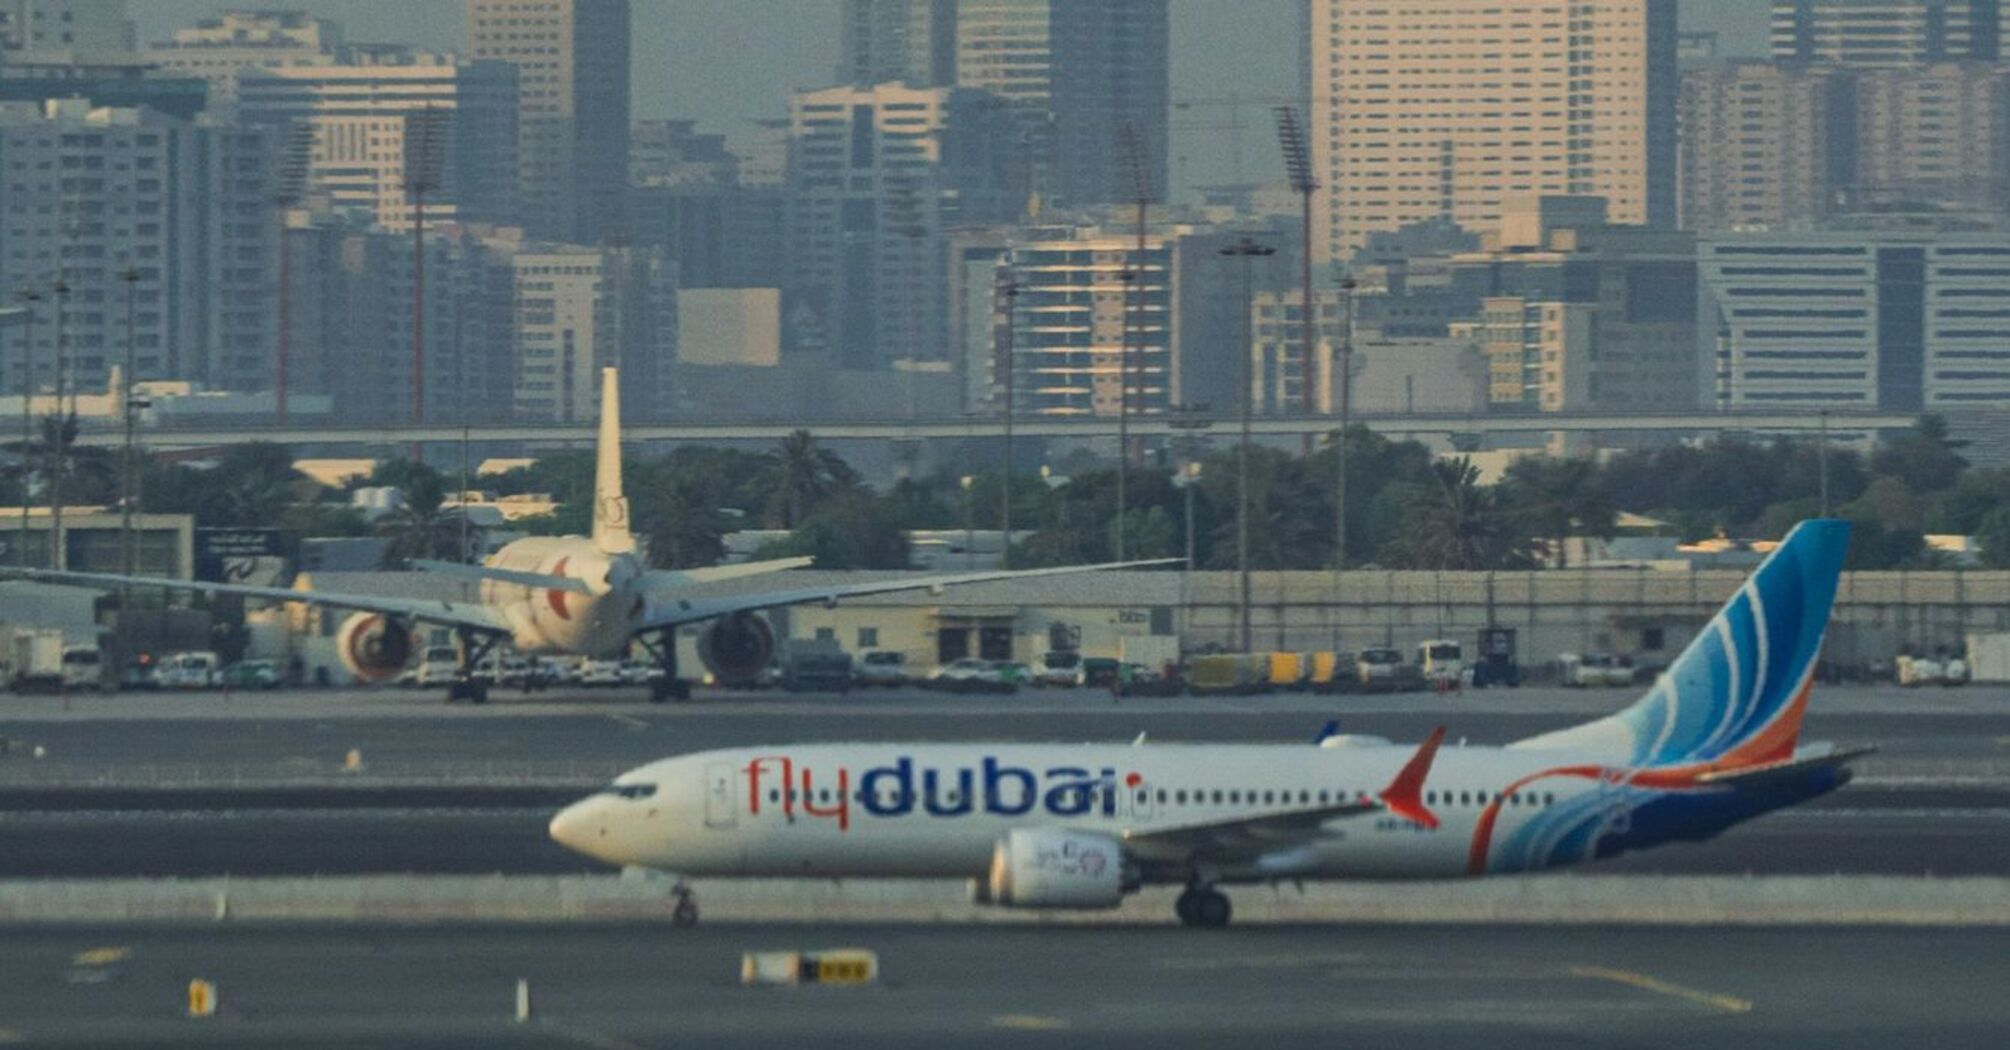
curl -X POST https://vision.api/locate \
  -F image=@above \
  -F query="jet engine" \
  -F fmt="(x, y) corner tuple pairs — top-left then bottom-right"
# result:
(974, 828), (1125, 909)
(696, 612), (775, 686)
(336, 612), (416, 684)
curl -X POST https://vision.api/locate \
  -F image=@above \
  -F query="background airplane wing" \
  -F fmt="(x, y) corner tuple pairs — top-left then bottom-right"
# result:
(0, 567), (510, 634)
(641, 556), (814, 591)
(639, 559), (1179, 629)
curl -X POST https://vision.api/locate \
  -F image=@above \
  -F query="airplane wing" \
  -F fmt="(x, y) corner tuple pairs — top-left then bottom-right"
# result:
(1121, 727), (1448, 866)
(642, 556), (815, 591)
(637, 559), (1180, 629)
(411, 559), (592, 594)
(0, 567), (510, 634)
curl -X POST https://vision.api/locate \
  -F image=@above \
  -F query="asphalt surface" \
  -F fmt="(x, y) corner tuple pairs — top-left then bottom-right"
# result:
(0, 685), (2001, 878)
(0, 923), (2000, 1048)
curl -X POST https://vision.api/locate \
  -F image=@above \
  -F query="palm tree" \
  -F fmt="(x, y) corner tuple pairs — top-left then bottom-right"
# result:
(1503, 457), (1617, 568)
(1386, 458), (1537, 571)
(640, 475), (726, 570)
(769, 430), (858, 528)
(376, 473), (463, 567)
(2, 413), (117, 510)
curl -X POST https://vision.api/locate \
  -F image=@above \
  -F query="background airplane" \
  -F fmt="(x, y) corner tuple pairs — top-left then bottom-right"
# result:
(3, 368), (1166, 702)
(551, 519), (1870, 927)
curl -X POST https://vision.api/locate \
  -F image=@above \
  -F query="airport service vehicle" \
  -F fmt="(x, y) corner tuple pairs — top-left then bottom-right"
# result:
(6, 628), (65, 692)
(1560, 653), (1636, 688)
(854, 651), (909, 688)
(0, 369), (1159, 705)
(218, 659), (282, 690)
(1966, 633), (2010, 684)
(1942, 657), (1970, 686)
(1470, 628), (1521, 688)
(413, 646), (462, 688)
(1355, 648), (1425, 693)
(1120, 636), (1181, 678)
(59, 645), (104, 692)
(552, 520), (1872, 929)
(1415, 640), (1464, 686)
(1186, 653), (1266, 696)
(780, 641), (852, 693)
(929, 658), (1000, 693)
(1081, 657), (1122, 690)
(580, 659), (626, 688)
(619, 659), (660, 687)
(152, 651), (221, 690)
(1895, 654), (1946, 687)
(1034, 650), (1085, 688)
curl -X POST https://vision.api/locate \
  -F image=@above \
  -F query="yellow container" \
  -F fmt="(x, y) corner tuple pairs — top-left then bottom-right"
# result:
(1267, 652), (1304, 686)
(1308, 651), (1341, 685)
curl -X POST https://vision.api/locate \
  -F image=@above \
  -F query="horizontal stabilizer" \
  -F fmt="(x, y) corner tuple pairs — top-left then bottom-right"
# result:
(1694, 744), (1876, 788)
(643, 557), (814, 590)
(410, 559), (591, 594)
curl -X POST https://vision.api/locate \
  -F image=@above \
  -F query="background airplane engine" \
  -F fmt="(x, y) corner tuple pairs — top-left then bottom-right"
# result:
(978, 828), (1124, 909)
(336, 613), (416, 683)
(696, 612), (775, 685)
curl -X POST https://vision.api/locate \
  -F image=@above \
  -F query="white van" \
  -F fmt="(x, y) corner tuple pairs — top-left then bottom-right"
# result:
(1415, 640), (1464, 685)
(152, 651), (221, 690)
(60, 645), (104, 692)
(414, 646), (461, 688)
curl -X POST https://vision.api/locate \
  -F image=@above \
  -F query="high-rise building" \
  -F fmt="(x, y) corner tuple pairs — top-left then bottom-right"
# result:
(144, 10), (343, 111)
(237, 50), (519, 231)
(955, 0), (1168, 209)
(1701, 232), (2010, 413)
(1851, 63), (2009, 214)
(1771, 0), (2002, 65)
(0, 0), (131, 54)
(839, 0), (955, 87)
(1308, 0), (1679, 263)
(483, 238), (675, 422)
(784, 82), (1019, 369)
(1679, 62), (1850, 233)
(997, 232), (1172, 418)
(0, 100), (272, 394)
(466, 0), (631, 245)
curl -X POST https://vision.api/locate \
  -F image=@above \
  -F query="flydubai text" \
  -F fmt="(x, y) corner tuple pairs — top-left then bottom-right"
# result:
(744, 756), (1140, 830)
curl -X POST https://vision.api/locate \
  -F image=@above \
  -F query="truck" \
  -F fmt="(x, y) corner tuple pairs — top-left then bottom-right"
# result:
(1186, 653), (1267, 696)
(60, 644), (105, 692)
(1355, 647), (1426, 693)
(779, 639), (852, 693)
(1119, 636), (1181, 678)
(1966, 633), (2010, 684)
(1470, 628), (1522, 688)
(7, 628), (66, 693)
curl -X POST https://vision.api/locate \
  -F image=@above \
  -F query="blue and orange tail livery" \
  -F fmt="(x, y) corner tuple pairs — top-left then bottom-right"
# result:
(1513, 519), (1851, 772)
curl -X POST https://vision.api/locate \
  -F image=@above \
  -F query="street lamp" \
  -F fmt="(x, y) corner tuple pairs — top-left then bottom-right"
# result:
(1334, 273), (1359, 571)
(960, 474), (977, 570)
(996, 273), (1018, 569)
(1220, 237), (1276, 653)
(119, 268), (142, 603)
(13, 288), (41, 570)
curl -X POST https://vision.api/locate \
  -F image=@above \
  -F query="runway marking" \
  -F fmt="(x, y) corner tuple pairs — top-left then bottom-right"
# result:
(539, 1024), (646, 1050)
(1156, 952), (1368, 971)
(992, 1015), (1070, 1031)
(606, 714), (650, 731)
(70, 947), (129, 967)
(1569, 965), (1753, 1015)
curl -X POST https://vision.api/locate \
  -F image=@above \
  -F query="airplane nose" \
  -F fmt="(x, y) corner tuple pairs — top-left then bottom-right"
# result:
(548, 799), (605, 858)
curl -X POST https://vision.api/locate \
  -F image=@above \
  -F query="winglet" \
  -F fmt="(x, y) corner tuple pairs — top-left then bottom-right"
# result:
(1313, 719), (1342, 745)
(1379, 725), (1447, 830)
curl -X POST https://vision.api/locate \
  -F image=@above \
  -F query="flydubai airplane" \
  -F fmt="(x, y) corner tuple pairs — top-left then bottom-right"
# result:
(1, 368), (1162, 702)
(551, 519), (1870, 927)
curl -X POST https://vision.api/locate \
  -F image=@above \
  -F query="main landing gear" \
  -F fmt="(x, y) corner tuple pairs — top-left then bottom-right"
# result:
(671, 879), (698, 927)
(1175, 882), (1232, 928)
(446, 630), (499, 705)
(636, 630), (690, 704)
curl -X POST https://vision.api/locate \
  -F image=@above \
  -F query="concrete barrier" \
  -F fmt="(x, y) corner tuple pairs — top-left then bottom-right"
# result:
(0, 875), (2005, 926)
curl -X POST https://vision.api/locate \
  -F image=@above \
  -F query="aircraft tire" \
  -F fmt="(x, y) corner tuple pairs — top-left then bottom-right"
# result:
(672, 898), (698, 927)
(1174, 889), (1198, 927)
(1194, 890), (1231, 928)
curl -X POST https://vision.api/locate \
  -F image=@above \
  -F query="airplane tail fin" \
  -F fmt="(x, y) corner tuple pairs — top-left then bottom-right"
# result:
(1511, 519), (1851, 772)
(592, 367), (635, 555)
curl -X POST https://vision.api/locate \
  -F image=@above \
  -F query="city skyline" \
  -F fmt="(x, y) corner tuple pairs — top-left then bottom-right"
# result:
(126, 0), (1767, 202)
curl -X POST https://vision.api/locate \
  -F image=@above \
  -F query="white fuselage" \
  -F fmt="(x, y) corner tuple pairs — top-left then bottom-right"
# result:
(479, 537), (644, 657)
(549, 741), (1799, 885)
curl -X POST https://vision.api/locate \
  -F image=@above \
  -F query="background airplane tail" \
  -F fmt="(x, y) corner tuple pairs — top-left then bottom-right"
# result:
(592, 367), (635, 555)
(1511, 519), (1851, 771)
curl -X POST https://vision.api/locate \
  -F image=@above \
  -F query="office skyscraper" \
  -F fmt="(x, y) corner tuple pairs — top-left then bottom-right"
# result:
(1771, 0), (2002, 65)
(839, 0), (956, 87)
(466, 0), (630, 244)
(955, 0), (1168, 209)
(1308, 0), (1679, 264)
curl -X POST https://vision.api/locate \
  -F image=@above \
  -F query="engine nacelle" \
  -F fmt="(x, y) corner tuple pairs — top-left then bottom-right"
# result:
(697, 612), (775, 685)
(336, 612), (416, 684)
(977, 828), (1124, 909)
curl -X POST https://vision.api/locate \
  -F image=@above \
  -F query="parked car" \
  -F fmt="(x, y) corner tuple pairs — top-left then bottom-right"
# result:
(930, 658), (1020, 694)
(781, 641), (853, 693)
(1081, 657), (1122, 690)
(854, 650), (909, 687)
(1560, 652), (1637, 688)
(580, 659), (626, 688)
(1034, 650), (1086, 688)
(218, 659), (282, 690)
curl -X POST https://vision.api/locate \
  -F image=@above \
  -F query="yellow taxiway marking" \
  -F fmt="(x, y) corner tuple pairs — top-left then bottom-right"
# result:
(992, 1015), (1071, 1031)
(71, 947), (130, 967)
(1570, 965), (1753, 1015)
(0, 1028), (21, 1044)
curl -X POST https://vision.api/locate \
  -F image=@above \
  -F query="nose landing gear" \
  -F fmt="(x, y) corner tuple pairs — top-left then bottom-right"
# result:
(671, 879), (698, 927)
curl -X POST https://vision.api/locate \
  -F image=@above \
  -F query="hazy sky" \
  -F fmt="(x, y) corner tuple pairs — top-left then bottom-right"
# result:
(132, 1), (1769, 198)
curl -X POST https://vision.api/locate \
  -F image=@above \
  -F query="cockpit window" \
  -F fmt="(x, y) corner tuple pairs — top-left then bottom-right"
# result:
(604, 783), (657, 800)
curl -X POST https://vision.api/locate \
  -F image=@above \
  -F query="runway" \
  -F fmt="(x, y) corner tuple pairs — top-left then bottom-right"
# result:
(0, 686), (2001, 878)
(0, 923), (2001, 1048)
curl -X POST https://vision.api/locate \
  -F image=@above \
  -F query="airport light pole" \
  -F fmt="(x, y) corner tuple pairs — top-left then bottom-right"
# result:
(1818, 409), (1831, 518)
(272, 123), (313, 426)
(1221, 237), (1275, 653)
(405, 107), (445, 453)
(1334, 273), (1358, 571)
(997, 274), (1018, 569)
(14, 288), (40, 570)
(960, 474), (976, 571)
(1115, 268), (1133, 564)
(47, 278), (68, 571)
(119, 268), (142, 611)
